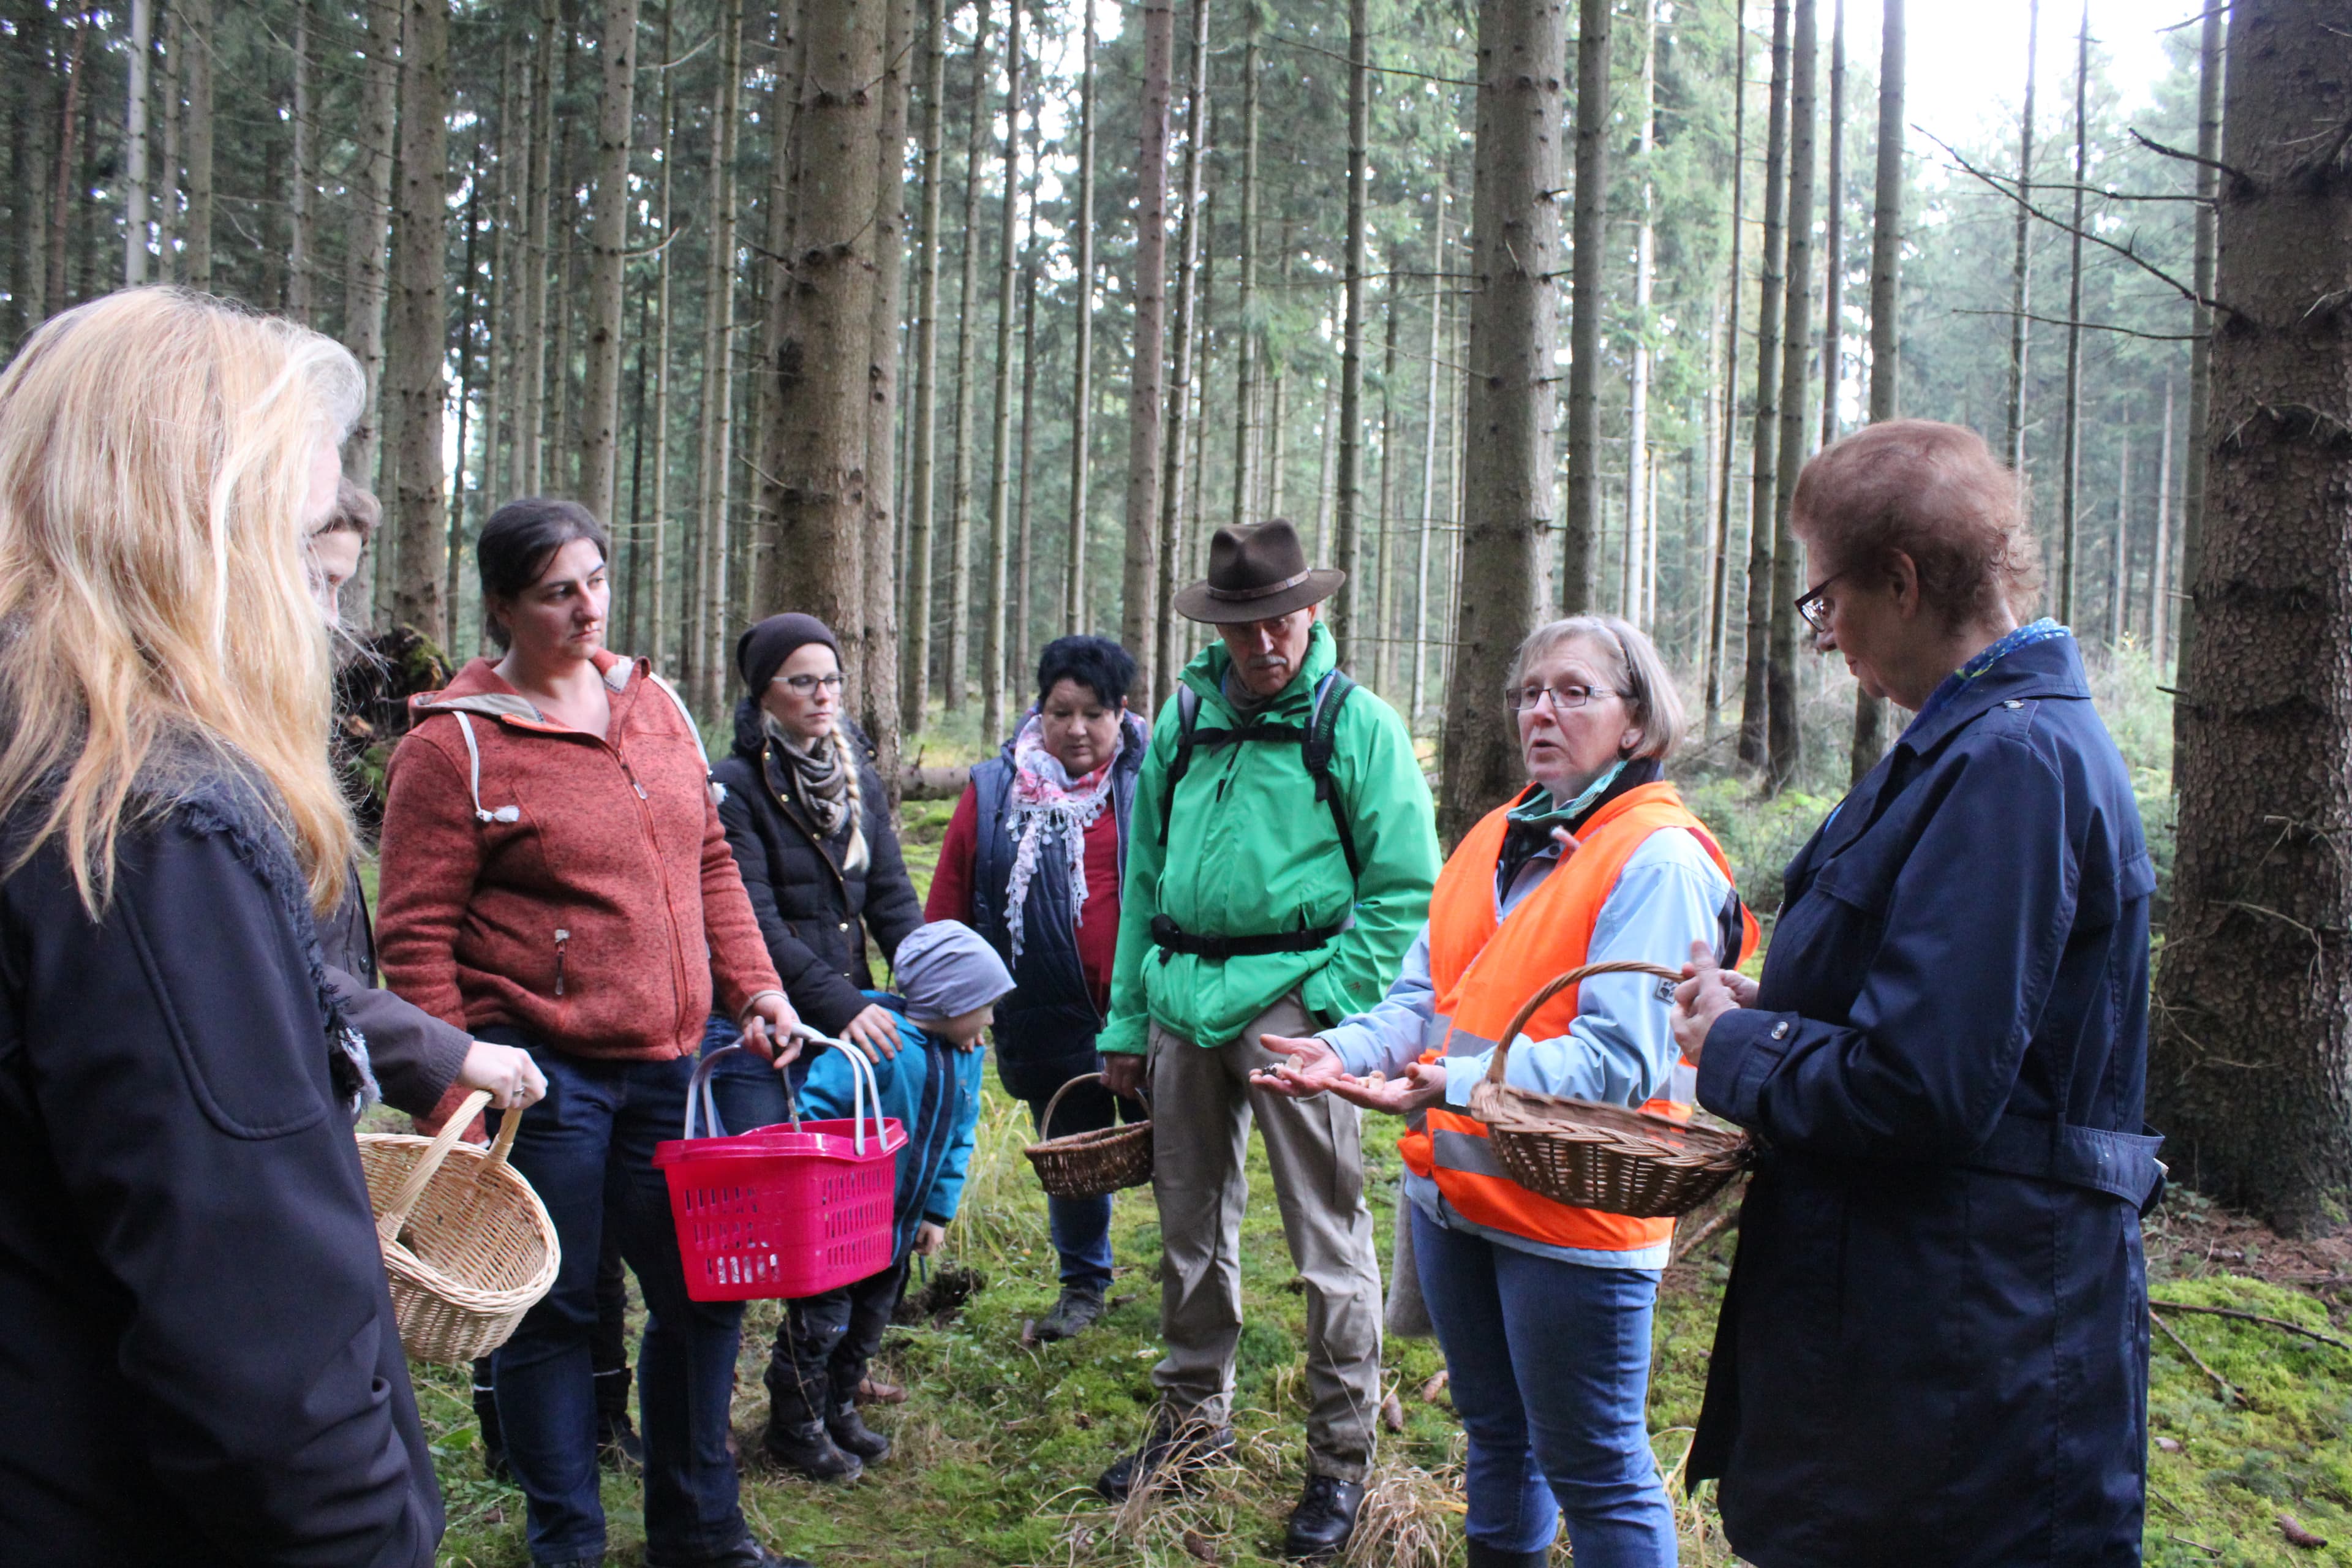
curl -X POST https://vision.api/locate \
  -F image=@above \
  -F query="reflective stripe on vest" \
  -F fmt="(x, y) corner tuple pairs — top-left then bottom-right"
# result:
(1395, 781), (1758, 1255)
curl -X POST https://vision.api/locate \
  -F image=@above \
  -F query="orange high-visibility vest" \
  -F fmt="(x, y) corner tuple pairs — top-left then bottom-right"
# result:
(1396, 780), (1758, 1255)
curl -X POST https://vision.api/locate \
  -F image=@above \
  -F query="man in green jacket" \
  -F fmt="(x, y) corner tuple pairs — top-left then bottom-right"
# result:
(1095, 521), (1440, 1559)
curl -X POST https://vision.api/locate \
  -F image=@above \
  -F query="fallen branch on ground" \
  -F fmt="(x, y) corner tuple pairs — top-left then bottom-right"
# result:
(2149, 1298), (2352, 1354)
(2152, 1310), (2244, 1406)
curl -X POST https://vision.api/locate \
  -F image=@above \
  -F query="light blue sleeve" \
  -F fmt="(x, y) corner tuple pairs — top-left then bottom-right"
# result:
(1315, 921), (1438, 1079)
(1440, 829), (1730, 1109)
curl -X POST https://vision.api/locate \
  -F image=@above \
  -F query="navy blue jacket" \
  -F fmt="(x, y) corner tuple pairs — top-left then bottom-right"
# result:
(968, 711), (1149, 1102)
(0, 773), (441, 1566)
(1690, 633), (2156, 1568)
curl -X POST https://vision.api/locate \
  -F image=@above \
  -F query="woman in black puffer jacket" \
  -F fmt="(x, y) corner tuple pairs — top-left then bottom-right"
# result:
(707, 613), (922, 1073)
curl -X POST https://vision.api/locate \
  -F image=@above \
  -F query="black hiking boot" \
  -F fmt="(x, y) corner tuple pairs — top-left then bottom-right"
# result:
(826, 1398), (892, 1463)
(598, 1406), (646, 1472)
(1033, 1284), (1107, 1342)
(1093, 1415), (1237, 1502)
(1283, 1474), (1366, 1560)
(1465, 1542), (1550, 1568)
(643, 1534), (818, 1568)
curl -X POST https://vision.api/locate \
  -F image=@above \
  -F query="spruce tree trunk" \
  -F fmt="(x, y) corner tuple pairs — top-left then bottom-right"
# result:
(1120, 0), (1175, 699)
(947, 6), (992, 710)
(286, 2), (313, 318)
(2174, 2), (2225, 690)
(344, 0), (397, 498)
(647, 7), (677, 672)
(2108, 431), (2130, 645)
(2003, 0), (2038, 474)
(156, 0), (181, 287)
(1739, 0), (1791, 766)
(1853, 0), (1902, 783)
(446, 168), (481, 637)
(690, 0), (744, 714)
(2150, 378), (2173, 662)
(903, 0), (948, 728)
(1062, 0), (1098, 635)
(750, 0), (810, 618)
(2152, 0), (2352, 1237)
(764, 0), (884, 682)
(579, 0), (641, 524)
(1818, 0), (1843, 456)
(1623, 1), (1656, 628)
(1332, 0), (1370, 660)
(862, 0), (915, 785)
(182, 0), (213, 294)
(2056, 3), (2088, 623)
(982, 1), (1025, 740)
(514, 0), (557, 494)
(1561, 0), (1611, 614)
(1442, 0), (1562, 845)
(1705, 24), (1747, 740)
(1765, 0), (1817, 788)
(386, 0), (451, 644)
(123, 0), (151, 286)
(1153, 0), (1210, 708)
(1410, 187), (1450, 731)
(1230, 21), (1261, 532)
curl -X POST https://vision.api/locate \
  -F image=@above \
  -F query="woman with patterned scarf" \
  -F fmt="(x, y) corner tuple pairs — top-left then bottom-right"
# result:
(928, 636), (1152, 1341)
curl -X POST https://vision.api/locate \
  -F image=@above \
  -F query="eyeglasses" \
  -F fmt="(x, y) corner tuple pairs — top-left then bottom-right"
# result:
(778, 673), (845, 694)
(1795, 571), (1849, 635)
(1507, 683), (1623, 714)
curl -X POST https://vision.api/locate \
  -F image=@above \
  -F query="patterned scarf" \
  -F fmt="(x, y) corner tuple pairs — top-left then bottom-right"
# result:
(1907, 617), (2071, 734)
(767, 715), (869, 873)
(1001, 714), (1122, 960)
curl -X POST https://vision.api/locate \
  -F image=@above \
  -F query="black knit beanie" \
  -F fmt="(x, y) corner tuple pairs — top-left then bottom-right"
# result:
(736, 612), (842, 696)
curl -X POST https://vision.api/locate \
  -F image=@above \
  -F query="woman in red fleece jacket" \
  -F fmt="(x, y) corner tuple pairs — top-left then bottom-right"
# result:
(377, 498), (812, 1568)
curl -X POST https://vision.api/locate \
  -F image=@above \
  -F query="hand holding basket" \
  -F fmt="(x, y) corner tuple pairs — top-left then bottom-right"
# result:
(1467, 960), (1752, 1219)
(1023, 1071), (1153, 1199)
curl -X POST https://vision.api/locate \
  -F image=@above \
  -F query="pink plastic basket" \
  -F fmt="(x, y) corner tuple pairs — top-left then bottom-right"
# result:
(654, 1036), (906, 1302)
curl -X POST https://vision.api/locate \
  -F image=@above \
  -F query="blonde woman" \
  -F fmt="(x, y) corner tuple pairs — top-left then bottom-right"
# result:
(0, 289), (440, 1566)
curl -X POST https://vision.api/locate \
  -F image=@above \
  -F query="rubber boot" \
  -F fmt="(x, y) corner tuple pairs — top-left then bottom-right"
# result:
(826, 1398), (891, 1463)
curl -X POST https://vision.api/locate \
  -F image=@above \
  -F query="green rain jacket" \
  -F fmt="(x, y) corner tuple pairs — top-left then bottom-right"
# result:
(1099, 620), (1440, 1055)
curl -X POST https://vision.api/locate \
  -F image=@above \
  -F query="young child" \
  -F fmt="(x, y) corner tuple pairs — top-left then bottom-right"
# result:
(764, 920), (1010, 1483)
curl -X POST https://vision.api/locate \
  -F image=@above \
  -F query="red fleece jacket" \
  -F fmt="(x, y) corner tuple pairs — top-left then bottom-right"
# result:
(376, 652), (780, 1062)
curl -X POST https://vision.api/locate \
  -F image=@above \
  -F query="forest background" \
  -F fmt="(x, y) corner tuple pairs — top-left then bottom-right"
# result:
(13, 0), (2352, 1562)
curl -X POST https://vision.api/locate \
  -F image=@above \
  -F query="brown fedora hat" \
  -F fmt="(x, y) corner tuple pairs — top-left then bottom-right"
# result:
(1172, 519), (1347, 624)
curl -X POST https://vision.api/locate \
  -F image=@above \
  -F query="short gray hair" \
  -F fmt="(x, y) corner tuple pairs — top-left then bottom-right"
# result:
(1504, 615), (1686, 763)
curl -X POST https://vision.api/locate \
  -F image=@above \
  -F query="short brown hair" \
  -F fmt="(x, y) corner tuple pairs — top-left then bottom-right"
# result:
(1792, 420), (2039, 628)
(317, 476), (380, 540)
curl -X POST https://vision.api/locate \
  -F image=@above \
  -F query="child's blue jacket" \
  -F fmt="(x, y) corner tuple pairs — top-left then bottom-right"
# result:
(793, 992), (982, 1261)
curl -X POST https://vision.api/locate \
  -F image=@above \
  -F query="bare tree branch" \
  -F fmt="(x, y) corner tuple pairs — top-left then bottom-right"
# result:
(1267, 33), (1478, 89)
(2130, 127), (2256, 188)
(1951, 307), (2206, 342)
(1924, 129), (2242, 318)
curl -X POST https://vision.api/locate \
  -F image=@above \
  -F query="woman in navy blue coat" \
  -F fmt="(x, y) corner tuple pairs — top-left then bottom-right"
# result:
(1675, 420), (2158, 1568)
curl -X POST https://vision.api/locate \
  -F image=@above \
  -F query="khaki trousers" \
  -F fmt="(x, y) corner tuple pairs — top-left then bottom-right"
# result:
(1147, 992), (1384, 1481)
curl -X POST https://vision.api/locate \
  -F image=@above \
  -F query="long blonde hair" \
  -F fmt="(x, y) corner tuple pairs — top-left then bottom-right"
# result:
(0, 288), (364, 915)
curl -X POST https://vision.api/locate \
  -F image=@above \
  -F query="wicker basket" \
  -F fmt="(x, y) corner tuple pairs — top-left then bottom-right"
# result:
(359, 1090), (562, 1364)
(1023, 1072), (1153, 1199)
(1467, 960), (1752, 1219)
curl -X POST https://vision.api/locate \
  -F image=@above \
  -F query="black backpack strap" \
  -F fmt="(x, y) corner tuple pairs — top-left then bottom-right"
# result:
(1306, 671), (1360, 884)
(1158, 685), (1203, 851)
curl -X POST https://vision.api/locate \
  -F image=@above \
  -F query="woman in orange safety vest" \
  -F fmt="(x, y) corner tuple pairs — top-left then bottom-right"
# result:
(1259, 614), (1754, 1568)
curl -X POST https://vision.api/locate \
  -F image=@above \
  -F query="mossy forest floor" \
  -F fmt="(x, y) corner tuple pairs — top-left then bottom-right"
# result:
(420, 783), (2352, 1566)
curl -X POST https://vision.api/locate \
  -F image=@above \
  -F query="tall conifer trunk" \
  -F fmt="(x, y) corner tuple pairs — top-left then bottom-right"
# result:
(903, 0), (948, 726)
(982, 1), (1025, 738)
(1765, 0), (1817, 788)
(1062, 0), (1098, 634)
(1561, 0), (1611, 613)
(579, 0), (641, 523)
(1852, 0), (1902, 782)
(947, 7), (992, 710)
(1738, 0), (1791, 766)
(1120, 0), (1175, 699)
(386, 0), (450, 643)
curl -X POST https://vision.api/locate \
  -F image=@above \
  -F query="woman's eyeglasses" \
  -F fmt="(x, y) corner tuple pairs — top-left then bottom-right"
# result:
(1795, 571), (1849, 635)
(1507, 683), (1621, 714)
(780, 673), (846, 694)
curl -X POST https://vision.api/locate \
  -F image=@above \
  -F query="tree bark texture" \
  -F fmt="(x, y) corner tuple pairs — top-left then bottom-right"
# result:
(1063, 0), (1098, 635)
(1121, 0), (1175, 701)
(516, 0), (558, 495)
(1560, 0), (1611, 614)
(1853, 0), (1902, 783)
(1765, 0), (1817, 789)
(2003, 0), (2038, 475)
(863, 0), (916, 787)
(2057, 2), (2089, 623)
(903, 0), (948, 728)
(1333, 0), (1371, 660)
(1739, 0), (1792, 767)
(1154, 0), (1210, 707)
(1623, 0), (1655, 628)
(183, 0), (213, 294)
(947, 6), (992, 709)
(2152, 0), (2352, 1237)
(691, 0), (745, 714)
(2175, 0), (2226, 691)
(386, 0), (451, 644)
(579, 0), (642, 524)
(1442, 0), (1563, 846)
(983, 1), (1025, 739)
(1706, 24), (1748, 738)
(124, 0), (151, 286)
(1230, 22), (1261, 533)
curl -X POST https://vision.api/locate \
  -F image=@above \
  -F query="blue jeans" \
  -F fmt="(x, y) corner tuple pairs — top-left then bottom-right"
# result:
(1412, 1204), (1676, 1566)
(483, 1028), (749, 1567)
(1025, 1074), (1144, 1291)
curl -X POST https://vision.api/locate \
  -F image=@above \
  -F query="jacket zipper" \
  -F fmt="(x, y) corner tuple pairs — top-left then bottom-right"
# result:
(614, 724), (694, 1044)
(554, 929), (570, 997)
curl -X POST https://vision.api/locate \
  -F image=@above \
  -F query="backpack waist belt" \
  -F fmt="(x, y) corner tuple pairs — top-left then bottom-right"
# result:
(1150, 913), (1345, 960)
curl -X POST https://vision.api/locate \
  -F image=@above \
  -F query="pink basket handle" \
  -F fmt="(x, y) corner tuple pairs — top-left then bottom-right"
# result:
(683, 1033), (886, 1152)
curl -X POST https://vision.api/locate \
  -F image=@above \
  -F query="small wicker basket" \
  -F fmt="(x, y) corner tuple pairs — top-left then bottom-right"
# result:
(1467, 960), (1752, 1219)
(1023, 1072), (1153, 1199)
(359, 1090), (562, 1364)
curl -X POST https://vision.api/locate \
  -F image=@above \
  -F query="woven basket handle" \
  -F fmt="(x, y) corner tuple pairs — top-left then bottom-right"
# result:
(376, 1088), (494, 1244)
(1484, 960), (1687, 1088)
(1038, 1072), (1101, 1140)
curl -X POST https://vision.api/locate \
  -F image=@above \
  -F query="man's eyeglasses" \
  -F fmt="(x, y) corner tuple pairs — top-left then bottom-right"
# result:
(1795, 571), (1849, 635)
(779, 673), (846, 694)
(1507, 683), (1622, 714)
